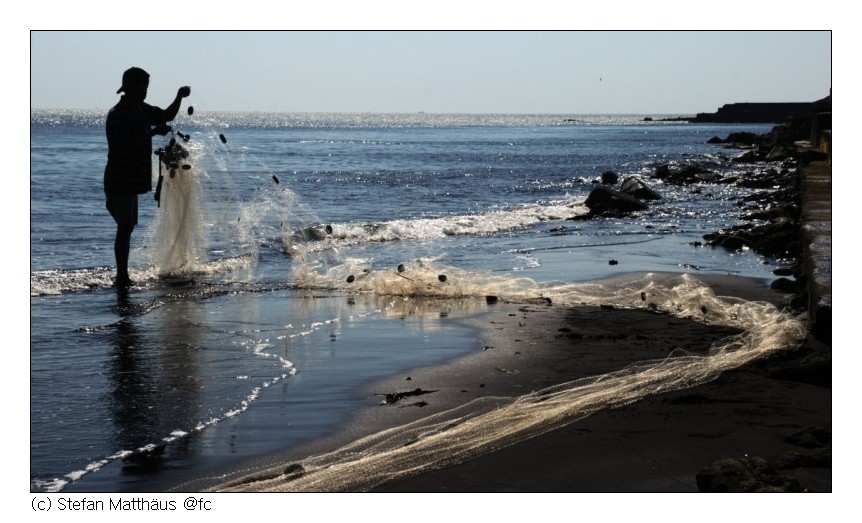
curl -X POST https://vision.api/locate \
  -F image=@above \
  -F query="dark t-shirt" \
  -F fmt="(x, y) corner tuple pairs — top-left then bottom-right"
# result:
(104, 97), (168, 194)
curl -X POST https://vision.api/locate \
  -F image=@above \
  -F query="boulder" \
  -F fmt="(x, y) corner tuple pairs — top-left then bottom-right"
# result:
(655, 163), (714, 185)
(785, 426), (831, 448)
(582, 186), (648, 216)
(774, 448), (832, 470)
(724, 131), (760, 145)
(732, 150), (760, 163)
(620, 176), (662, 200)
(601, 171), (619, 184)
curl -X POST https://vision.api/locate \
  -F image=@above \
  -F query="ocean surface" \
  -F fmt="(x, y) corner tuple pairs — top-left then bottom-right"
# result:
(30, 110), (786, 492)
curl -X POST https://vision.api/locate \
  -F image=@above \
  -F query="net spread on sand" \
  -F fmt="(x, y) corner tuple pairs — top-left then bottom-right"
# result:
(210, 270), (805, 492)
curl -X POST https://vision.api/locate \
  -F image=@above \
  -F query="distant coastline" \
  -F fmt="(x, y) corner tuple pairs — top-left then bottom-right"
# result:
(657, 92), (831, 124)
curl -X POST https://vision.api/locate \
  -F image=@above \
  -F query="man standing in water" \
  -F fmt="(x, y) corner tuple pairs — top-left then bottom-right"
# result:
(105, 67), (190, 287)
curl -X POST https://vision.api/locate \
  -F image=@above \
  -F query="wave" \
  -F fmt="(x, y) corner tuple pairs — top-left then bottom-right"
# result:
(31, 194), (588, 296)
(285, 199), (588, 255)
(30, 254), (258, 297)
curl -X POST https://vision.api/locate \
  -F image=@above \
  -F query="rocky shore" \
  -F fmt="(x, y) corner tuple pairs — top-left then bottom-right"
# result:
(563, 102), (833, 491)
(577, 97), (832, 349)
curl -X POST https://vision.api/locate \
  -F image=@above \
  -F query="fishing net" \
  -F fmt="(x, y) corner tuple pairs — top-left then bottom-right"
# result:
(139, 131), (263, 281)
(212, 271), (806, 492)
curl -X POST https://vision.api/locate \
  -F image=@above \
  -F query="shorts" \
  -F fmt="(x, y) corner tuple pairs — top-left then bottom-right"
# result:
(106, 193), (139, 226)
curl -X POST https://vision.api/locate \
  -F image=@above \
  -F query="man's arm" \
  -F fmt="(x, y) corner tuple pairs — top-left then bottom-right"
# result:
(163, 86), (192, 122)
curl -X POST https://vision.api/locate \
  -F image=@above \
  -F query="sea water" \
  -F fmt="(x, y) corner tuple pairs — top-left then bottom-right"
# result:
(30, 110), (788, 492)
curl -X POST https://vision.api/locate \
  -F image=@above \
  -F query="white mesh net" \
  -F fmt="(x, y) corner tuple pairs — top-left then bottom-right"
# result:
(213, 270), (806, 492)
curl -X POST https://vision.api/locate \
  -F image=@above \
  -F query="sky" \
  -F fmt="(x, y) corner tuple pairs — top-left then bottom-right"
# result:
(30, 30), (832, 115)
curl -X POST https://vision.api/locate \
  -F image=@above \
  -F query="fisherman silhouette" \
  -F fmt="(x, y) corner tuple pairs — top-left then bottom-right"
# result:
(104, 67), (190, 287)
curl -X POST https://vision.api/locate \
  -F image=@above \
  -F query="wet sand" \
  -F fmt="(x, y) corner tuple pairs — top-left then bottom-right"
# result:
(201, 272), (831, 494)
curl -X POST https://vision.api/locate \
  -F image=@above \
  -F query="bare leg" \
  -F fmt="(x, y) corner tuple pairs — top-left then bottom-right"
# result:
(115, 223), (135, 286)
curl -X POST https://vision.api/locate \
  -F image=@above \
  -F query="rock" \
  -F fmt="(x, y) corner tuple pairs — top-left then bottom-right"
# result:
(601, 171), (619, 184)
(732, 150), (759, 163)
(654, 163), (714, 185)
(770, 277), (798, 292)
(774, 448), (831, 470)
(696, 456), (803, 492)
(620, 176), (662, 200)
(715, 234), (750, 251)
(724, 131), (760, 145)
(582, 186), (648, 216)
(766, 146), (791, 161)
(785, 426), (831, 448)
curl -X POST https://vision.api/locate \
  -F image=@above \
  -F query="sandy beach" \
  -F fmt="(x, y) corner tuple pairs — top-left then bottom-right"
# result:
(196, 272), (830, 494)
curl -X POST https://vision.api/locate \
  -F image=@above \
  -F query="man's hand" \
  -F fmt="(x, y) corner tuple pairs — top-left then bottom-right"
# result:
(151, 124), (172, 136)
(177, 86), (191, 98)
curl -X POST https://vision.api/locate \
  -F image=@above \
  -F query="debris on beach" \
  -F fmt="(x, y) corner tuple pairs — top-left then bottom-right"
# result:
(379, 387), (438, 405)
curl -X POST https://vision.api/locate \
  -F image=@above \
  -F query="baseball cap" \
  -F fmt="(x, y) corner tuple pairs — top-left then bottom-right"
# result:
(117, 67), (150, 94)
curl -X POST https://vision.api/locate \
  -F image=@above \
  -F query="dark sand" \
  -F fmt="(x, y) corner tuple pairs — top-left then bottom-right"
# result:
(204, 272), (831, 494)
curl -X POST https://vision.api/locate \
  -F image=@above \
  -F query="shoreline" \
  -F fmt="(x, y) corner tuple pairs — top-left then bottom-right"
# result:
(197, 272), (830, 493)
